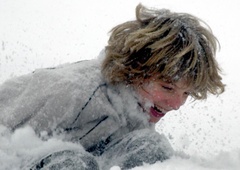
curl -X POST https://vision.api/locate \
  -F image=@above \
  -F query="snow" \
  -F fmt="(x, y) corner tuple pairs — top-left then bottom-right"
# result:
(0, 125), (85, 170)
(0, 0), (240, 169)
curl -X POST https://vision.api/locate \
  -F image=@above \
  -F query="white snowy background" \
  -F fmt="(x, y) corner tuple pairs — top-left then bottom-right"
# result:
(0, 0), (240, 169)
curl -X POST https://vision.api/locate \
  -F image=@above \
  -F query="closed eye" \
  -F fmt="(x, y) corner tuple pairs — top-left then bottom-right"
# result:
(162, 85), (173, 91)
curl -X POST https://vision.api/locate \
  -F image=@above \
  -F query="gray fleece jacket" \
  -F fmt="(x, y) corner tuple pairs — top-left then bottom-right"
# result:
(0, 57), (152, 152)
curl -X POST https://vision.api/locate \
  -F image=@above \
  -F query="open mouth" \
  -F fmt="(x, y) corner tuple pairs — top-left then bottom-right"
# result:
(150, 106), (165, 118)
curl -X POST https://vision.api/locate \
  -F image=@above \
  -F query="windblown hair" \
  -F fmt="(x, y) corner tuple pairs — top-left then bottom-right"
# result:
(101, 4), (225, 99)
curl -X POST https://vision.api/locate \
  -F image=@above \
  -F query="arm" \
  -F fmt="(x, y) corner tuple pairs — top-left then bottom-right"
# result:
(0, 68), (70, 132)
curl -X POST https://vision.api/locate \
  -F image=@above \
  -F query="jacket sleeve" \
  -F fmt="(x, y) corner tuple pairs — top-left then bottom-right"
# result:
(0, 62), (96, 133)
(0, 69), (63, 131)
(0, 60), (125, 149)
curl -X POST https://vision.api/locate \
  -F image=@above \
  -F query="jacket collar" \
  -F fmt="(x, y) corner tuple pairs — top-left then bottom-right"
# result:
(106, 83), (152, 130)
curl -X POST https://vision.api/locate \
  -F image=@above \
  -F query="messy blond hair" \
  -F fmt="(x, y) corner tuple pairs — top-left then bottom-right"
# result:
(101, 4), (225, 99)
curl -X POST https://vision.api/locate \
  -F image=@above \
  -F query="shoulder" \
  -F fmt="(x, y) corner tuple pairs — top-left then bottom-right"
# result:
(29, 59), (103, 86)
(35, 59), (101, 78)
(0, 59), (104, 102)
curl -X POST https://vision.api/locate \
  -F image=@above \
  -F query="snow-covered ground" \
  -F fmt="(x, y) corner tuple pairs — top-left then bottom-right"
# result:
(0, 0), (240, 169)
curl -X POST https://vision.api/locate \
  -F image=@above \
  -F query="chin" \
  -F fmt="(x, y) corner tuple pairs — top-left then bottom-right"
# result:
(149, 118), (161, 123)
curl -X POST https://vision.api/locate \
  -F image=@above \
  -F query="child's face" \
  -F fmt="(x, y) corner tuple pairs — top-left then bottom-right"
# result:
(136, 76), (192, 123)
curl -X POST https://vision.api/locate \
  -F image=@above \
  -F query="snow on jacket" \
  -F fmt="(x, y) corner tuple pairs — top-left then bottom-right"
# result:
(0, 56), (152, 151)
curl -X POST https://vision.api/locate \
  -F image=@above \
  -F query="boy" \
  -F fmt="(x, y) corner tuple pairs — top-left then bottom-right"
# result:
(0, 4), (224, 170)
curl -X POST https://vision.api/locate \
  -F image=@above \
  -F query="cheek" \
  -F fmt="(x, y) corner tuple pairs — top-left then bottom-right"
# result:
(137, 87), (153, 101)
(138, 86), (166, 102)
(136, 84), (155, 102)
(151, 90), (167, 101)
(137, 80), (170, 102)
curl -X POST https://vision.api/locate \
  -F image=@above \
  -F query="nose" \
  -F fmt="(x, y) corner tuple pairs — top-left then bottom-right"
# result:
(168, 94), (187, 110)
